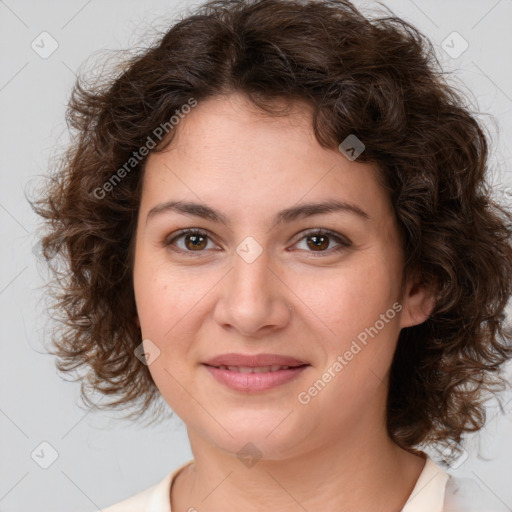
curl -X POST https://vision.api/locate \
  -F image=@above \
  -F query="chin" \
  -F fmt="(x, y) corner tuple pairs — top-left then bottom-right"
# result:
(196, 416), (313, 462)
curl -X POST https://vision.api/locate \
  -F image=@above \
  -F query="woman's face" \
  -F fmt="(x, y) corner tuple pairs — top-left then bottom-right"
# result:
(133, 92), (432, 459)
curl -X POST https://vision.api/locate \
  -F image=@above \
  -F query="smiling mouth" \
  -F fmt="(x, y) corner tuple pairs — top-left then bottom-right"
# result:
(207, 364), (307, 373)
(202, 363), (310, 392)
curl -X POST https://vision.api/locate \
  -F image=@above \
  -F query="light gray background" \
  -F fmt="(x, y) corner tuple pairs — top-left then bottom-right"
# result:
(1, 0), (511, 511)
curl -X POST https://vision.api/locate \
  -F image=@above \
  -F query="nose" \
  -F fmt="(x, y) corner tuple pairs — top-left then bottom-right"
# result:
(212, 245), (292, 337)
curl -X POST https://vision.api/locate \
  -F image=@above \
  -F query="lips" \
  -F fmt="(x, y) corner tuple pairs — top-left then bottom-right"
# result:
(201, 353), (310, 392)
(202, 353), (308, 368)
(215, 365), (295, 373)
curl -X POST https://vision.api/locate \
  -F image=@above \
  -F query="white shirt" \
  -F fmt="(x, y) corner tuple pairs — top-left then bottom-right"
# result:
(100, 455), (508, 511)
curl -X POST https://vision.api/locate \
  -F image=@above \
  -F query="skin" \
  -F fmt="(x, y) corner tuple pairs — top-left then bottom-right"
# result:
(132, 92), (435, 512)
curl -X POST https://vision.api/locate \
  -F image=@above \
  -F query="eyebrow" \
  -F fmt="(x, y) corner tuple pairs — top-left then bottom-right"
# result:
(145, 199), (370, 228)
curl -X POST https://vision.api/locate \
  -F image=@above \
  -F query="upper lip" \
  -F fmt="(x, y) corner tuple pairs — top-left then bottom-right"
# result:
(202, 353), (309, 368)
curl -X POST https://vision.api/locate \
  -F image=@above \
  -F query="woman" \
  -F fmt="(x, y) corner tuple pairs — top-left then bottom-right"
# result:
(32, 0), (512, 510)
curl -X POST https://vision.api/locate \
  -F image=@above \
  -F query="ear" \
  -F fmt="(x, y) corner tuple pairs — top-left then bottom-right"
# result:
(399, 273), (436, 329)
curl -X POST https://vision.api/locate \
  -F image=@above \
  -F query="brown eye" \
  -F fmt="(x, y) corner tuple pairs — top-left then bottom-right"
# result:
(306, 234), (330, 251)
(164, 229), (215, 253)
(183, 232), (208, 250)
(295, 229), (351, 256)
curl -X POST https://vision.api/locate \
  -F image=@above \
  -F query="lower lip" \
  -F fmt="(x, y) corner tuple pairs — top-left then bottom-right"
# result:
(203, 364), (309, 392)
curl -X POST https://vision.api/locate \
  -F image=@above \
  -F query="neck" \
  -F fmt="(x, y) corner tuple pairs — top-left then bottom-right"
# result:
(172, 423), (426, 511)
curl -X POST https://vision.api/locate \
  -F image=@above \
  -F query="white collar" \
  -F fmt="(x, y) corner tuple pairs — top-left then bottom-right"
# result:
(402, 456), (450, 512)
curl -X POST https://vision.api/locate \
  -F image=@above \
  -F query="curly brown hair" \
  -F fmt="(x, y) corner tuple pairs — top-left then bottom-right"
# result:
(30, 0), (512, 460)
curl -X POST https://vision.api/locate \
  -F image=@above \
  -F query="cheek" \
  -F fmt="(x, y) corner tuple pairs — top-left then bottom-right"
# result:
(133, 256), (209, 370)
(134, 254), (197, 332)
(134, 270), (197, 410)
(296, 265), (402, 422)
(295, 256), (403, 408)
(299, 253), (401, 344)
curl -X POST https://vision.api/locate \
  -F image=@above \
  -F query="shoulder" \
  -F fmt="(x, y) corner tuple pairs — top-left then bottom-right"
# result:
(403, 456), (508, 512)
(101, 473), (172, 512)
(99, 460), (194, 512)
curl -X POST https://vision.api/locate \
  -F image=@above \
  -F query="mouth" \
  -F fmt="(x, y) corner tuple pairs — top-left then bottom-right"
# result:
(202, 362), (310, 392)
(205, 364), (307, 373)
(202, 352), (309, 368)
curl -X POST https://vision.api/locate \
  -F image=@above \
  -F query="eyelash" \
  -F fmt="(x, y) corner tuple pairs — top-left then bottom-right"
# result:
(163, 228), (351, 258)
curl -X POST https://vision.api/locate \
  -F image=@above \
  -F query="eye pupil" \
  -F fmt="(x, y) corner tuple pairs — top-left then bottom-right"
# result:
(185, 234), (207, 250)
(307, 235), (329, 251)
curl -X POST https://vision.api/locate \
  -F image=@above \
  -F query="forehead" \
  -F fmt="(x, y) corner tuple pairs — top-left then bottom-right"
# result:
(140, 93), (393, 227)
